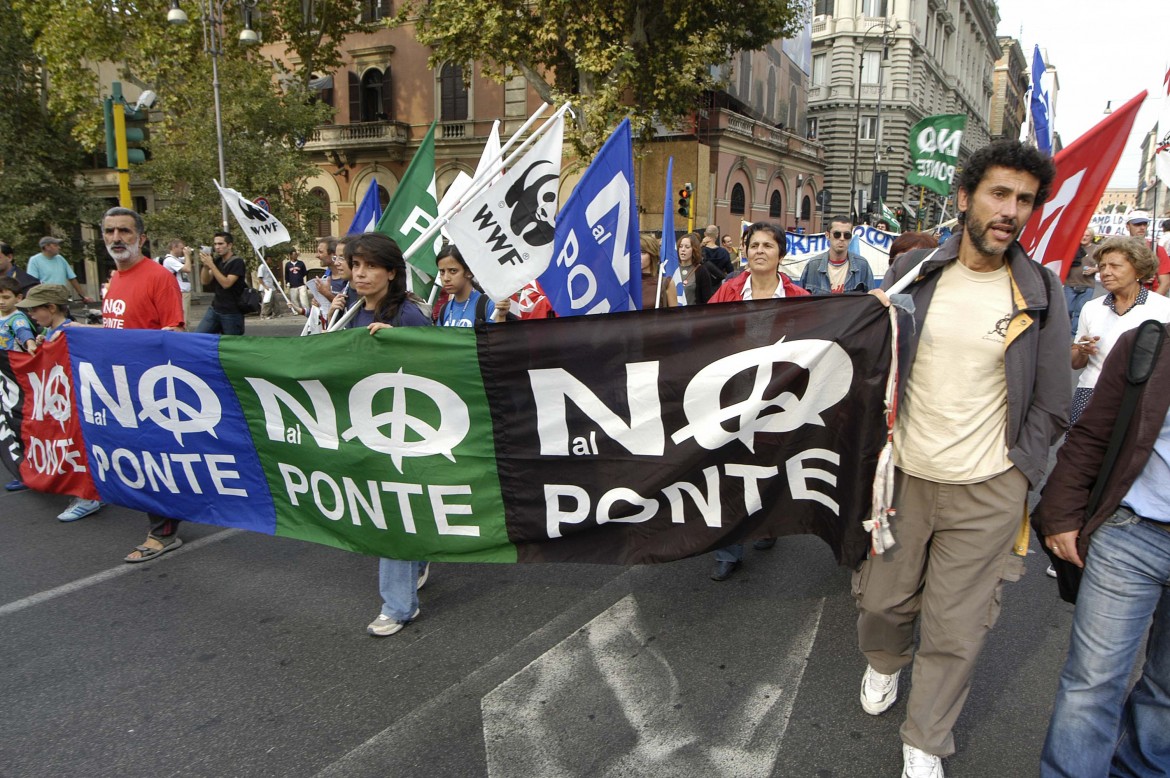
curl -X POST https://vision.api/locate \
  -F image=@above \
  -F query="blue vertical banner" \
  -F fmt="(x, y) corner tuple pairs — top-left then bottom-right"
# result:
(1030, 46), (1052, 155)
(660, 157), (686, 306)
(540, 119), (641, 316)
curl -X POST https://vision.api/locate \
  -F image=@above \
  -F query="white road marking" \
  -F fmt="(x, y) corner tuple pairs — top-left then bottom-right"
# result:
(481, 594), (825, 777)
(0, 529), (241, 617)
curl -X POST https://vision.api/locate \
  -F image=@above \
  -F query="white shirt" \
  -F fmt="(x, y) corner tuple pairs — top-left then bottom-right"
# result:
(160, 254), (190, 292)
(1075, 290), (1170, 390)
(740, 274), (788, 300)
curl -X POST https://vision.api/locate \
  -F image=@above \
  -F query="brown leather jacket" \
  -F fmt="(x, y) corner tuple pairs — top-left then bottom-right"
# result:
(1034, 324), (1170, 560)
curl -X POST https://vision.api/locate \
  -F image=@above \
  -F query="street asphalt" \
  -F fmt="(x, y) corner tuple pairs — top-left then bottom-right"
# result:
(0, 306), (1080, 777)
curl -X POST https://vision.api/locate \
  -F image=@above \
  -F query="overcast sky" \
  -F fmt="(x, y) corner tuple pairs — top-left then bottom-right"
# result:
(995, 0), (1168, 189)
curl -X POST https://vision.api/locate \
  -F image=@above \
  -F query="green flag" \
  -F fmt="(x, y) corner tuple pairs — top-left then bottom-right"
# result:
(906, 114), (967, 196)
(375, 121), (441, 294)
(878, 200), (901, 233)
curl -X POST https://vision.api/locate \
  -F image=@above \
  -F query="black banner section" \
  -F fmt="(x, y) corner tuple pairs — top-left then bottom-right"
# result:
(0, 351), (26, 479)
(482, 294), (892, 567)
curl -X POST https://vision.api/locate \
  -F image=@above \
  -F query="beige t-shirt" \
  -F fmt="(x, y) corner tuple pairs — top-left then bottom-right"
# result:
(895, 261), (1013, 483)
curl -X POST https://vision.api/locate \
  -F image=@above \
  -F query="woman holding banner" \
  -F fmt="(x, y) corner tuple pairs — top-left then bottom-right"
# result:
(705, 221), (809, 580)
(328, 232), (434, 637)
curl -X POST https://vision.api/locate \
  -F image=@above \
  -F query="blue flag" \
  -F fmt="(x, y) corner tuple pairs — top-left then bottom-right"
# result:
(348, 178), (383, 234)
(1030, 46), (1052, 155)
(540, 119), (641, 316)
(660, 157), (685, 306)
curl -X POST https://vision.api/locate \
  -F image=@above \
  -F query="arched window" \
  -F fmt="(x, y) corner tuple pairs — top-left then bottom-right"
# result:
(309, 188), (331, 240)
(360, 68), (384, 121)
(738, 52), (751, 100)
(730, 183), (747, 216)
(769, 189), (783, 218)
(801, 196), (813, 221)
(440, 63), (468, 121)
(377, 185), (390, 211)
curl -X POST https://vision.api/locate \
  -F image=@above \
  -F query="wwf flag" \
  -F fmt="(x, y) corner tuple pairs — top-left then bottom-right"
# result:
(446, 113), (566, 301)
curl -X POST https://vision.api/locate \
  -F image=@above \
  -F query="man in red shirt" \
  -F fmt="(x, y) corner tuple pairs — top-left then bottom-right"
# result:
(100, 207), (187, 562)
(1126, 211), (1170, 295)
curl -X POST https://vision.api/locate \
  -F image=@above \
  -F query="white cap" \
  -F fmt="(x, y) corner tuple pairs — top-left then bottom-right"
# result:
(1126, 210), (1151, 224)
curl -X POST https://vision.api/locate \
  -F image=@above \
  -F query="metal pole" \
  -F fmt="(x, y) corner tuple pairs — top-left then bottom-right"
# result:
(207, 0), (229, 230)
(869, 37), (889, 226)
(849, 53), (863, 224)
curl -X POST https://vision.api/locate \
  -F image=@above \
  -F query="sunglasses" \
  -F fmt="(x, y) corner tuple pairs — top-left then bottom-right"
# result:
(830, 230), (851, 239)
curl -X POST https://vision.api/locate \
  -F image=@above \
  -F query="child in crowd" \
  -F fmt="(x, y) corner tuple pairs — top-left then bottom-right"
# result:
(0, 277), (36, 492)
(16, 284), (104, 521)
(0, 277), (36, 353)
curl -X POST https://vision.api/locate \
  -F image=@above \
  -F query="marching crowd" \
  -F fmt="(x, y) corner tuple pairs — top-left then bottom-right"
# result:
(4, 138), (1170, 777)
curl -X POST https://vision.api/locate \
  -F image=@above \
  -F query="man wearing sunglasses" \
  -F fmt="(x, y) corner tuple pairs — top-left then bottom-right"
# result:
(798, 215), (875, 294)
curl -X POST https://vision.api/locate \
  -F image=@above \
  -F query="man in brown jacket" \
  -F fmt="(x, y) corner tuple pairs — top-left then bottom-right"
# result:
(1035, 323), (1170, 777)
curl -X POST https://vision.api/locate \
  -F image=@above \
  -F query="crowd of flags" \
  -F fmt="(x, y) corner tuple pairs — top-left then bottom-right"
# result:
(212, 61), (1169, 314)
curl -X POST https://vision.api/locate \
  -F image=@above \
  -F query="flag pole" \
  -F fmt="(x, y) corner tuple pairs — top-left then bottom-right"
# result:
(403, 101), (572, 270)
(256, 248), (293, 308)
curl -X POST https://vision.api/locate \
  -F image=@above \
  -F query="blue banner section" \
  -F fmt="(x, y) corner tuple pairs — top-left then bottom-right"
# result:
(541, 119), (641, 316)
(660, 157), (685, 305)
(348, 177), (383, 235)
(64, 328), (276, 532)
(1030, 46), (1052, 155)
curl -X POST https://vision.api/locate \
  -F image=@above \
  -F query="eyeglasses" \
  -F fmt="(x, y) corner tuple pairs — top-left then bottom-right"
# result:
(830, 231), (850, 239)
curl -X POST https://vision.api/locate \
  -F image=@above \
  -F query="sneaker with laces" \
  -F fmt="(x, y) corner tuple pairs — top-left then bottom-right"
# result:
(902, 744), (943, 778)
(367, 607), (420, 637)
(417, 562), (430, 590)
(860, 665), (900, 715)
(57, 498), (103, 523)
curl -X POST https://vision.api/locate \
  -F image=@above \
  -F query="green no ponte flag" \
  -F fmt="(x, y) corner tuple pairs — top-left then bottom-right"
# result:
(906, 114), (967, 197)
(375, 121), (440, 294)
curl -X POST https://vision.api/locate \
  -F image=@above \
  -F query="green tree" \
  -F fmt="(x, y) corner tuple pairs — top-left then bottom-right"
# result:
(0, 1), (96, 261)
(12, 0), (375, 252)
(394, 0), (808, 155)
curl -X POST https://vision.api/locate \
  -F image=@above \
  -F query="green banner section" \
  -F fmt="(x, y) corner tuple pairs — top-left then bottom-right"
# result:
(906, 113), (968, 196)
(219, 327), (515, 563)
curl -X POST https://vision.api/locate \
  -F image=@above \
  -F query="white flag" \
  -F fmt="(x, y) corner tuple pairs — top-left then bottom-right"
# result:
(214, 182), (292, 252)
(299, 305), (324, 336)
(444, 114), (565, 300)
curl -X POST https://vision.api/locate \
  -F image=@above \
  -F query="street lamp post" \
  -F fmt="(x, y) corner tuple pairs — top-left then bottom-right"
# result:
(849, 19), (898, 225)
(167, 0), (260, 231)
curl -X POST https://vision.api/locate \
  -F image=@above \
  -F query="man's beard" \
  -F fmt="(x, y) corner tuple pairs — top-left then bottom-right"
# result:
(964, 213), (1018, 257)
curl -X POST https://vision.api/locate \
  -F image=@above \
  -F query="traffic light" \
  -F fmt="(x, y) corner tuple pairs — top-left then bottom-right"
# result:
(677, 183), (693, 218)
(122, 106), (149, 165)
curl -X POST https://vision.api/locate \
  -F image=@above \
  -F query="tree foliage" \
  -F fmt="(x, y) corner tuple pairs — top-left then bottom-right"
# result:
(9, 0), (376, 252)
(0, 1), (97, 260)
(395, 0), (808, 156)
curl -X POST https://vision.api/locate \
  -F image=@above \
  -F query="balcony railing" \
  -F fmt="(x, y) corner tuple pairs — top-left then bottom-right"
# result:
(302, 121), (411, 151)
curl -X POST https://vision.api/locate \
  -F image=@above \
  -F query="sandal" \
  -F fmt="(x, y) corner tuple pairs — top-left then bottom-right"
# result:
(124, 536), (183, 564)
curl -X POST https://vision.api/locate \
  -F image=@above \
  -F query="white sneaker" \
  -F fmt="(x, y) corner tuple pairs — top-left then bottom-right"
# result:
(57, 498), (103, 522)
(366, 607), (419, 637)
(417, 562), (430, 590)
(1046, 564), (1057, 578)
(860, 665), (900, 715)
(902, 744), (943, 778)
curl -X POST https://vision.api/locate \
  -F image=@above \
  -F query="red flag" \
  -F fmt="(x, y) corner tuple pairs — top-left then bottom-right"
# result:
(1019, 91), (1147, 280)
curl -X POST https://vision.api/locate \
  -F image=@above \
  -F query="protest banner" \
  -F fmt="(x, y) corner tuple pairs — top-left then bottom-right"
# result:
(11, 297), (892, 567)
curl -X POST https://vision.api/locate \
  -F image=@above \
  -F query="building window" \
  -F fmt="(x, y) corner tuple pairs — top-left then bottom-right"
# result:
(309, 188), (331, 240)
(801, 196), (813, 221)
(349, 67), (392, 122)
(860, 0), (886, 16)
(730, 183), (746, 216)
(806, 116), (819, 139)
(738, 51), (751, 100)
(360, 0), (391, 23)
(378, 185), (390, 211)
(814, 0), (834, 15)
(861, 50), (881, 84)
(769, 190), (783, 218)
(859, 115), (879, 141)
(440, 62), (469, 121)
(766, 66), (777, 120)
(811, 53), (826, 87)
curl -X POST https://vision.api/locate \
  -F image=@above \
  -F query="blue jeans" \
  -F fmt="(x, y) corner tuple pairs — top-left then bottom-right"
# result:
(378, 558), (422, 621)
(1041, 510), (1170, 777)
(1064, 285), (1095, 339)
(195, 307), (245, 335)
